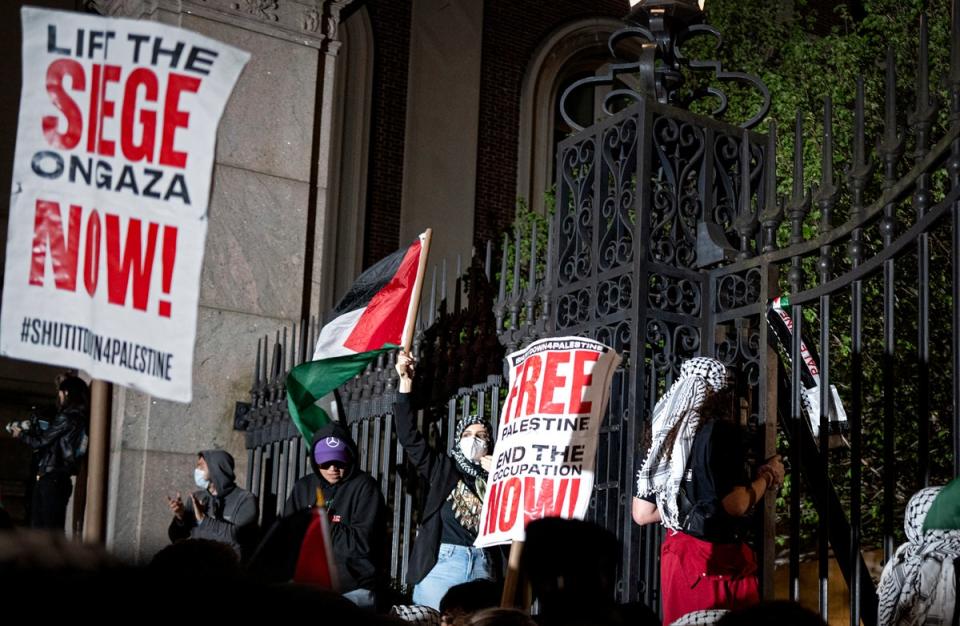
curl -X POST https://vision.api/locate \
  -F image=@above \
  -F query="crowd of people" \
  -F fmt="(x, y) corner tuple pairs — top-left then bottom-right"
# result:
(3, 359), (960, 625)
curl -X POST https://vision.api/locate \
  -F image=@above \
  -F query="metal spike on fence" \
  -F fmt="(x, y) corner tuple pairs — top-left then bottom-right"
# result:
(261, 334), (269, 386)
(847, 76), (874, 228)
(455, 254), (462, 311)
(786, 110), (810, 247)
(485, 240), (493, 282)
(496, 233), (509, 332)
(814, 96), (838, 227)
(527, 220), (538, 325)
(759, 120), (781, 253)
(734, 129), (756, 259)
(429, 266), (437, 326)
(878, 50), (904, 188)
(254, 337), (262, 388)
(281, 326), (288, 377)
(815, 96), (837, 281)
(785, 110), (810, 294)
(299, 320), (308, 364)
(289, 322), (297, 371)
(498, 233), (508, 303)
(856, 76), (868, 172)
(274, 330), (282, 381)
(545, 215), (554, 288)
(528, 221), (538, 293)
(441, 259), (447, 314)
(512, 227), (521, 297)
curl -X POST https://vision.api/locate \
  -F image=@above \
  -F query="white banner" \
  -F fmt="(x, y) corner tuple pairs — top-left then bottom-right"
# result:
(475, 336), (621, 547)
(0, 8), (249, 402)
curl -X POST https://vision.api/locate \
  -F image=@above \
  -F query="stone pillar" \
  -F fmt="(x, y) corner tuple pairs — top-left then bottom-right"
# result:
(400, 0), (484, 291)
(83, 0), (350, 562)
(309, 0), (353, 317)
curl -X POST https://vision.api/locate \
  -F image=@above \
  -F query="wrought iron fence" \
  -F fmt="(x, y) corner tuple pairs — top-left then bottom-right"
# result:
(238, 4), (960, 621)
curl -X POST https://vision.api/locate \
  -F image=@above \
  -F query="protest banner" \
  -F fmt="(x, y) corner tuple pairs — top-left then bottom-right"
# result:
(0, 8), (250, 402)
(476, 336), (621, 547)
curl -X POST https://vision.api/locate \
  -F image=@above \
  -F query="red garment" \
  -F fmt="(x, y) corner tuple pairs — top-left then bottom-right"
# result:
(293, 507), (339, 590)
(660, 530), (760, 625)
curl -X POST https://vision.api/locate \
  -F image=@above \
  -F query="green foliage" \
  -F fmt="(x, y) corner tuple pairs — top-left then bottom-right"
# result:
(697, 0), (957, 558)
(501, 190), (554, 296)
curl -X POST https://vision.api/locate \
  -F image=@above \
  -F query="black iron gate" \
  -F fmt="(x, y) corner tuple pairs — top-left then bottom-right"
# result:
(239, 3), (960, 621)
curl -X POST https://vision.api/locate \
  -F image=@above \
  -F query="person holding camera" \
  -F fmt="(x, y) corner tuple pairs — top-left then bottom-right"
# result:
(632, 357), (785, 625)
(8, 375), (88, 530)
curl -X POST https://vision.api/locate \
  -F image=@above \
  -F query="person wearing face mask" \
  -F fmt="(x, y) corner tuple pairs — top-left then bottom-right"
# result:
(394, 352), (499, 610)
(166, 450), (259, 562)
(249, 422), (385, 609)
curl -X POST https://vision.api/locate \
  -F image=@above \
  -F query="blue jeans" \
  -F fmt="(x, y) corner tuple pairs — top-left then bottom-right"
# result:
(343, 587), (376, 609)
(412, 543), (495, 610)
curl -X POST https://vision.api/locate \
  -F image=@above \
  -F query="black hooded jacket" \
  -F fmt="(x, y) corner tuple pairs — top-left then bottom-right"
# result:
(168, 449), (260, 561)
(251, 422), (385, 593)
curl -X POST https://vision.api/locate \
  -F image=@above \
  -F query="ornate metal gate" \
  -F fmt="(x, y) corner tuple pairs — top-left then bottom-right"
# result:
(239, 3), (960, 622)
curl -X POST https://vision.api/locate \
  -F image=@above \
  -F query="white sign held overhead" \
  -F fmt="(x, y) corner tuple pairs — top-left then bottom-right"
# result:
(0, 8), (250, 402)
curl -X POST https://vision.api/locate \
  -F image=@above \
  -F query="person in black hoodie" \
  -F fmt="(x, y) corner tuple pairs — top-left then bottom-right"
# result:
(394, 352), (499, 610)
(167, 449), (259, 561)
(252, 422), (385, 609)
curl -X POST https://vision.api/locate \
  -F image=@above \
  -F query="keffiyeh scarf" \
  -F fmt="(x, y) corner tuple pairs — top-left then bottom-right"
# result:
(449, 414), (492, 534)
(636, 357), (730, 530)
(878, 486), (960, 626)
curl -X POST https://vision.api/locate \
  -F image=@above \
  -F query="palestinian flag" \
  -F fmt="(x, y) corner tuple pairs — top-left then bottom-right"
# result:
(293, 488), (340, 591)
(286, 232), (428, 441)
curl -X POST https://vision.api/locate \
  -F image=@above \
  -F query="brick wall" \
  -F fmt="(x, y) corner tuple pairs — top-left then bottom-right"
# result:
(362, 0), (412, 267)
(473, 0), (629, 246)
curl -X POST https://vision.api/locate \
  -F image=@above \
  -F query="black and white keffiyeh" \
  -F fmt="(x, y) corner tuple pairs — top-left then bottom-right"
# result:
(389, 605), (442, 625)
(670, 609), (730, 626)
(878, 486), (960, 626)
(450, 414), (492, 480)
(448, 414), (493, 535)
(636, 357), (731, 530)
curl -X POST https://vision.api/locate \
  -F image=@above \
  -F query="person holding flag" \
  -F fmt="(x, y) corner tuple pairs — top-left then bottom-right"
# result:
(393, 353), (500, 610)
(250, 421), (384, 608)
(282, 422), (386, 608)
(267, 231), (431, 606)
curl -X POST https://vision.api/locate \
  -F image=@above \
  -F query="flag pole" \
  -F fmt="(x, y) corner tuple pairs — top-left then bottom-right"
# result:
(401, 229), (432, 353)
(500, 540), (530, 609)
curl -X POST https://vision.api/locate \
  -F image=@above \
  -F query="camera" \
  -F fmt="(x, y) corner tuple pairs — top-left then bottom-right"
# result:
(4, 411), (49, 435)
(5, 419), (32, 434)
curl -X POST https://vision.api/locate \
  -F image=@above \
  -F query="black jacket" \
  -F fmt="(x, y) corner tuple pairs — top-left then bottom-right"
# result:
(169, 449), (260, 561)
(253, 422), (385, 593)
(19, 406), (86, 476)
(394, 393), (501, 586)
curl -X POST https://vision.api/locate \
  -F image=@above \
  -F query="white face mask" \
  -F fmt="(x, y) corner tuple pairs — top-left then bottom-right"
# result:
(458, 436), (487, 462)
(194, 468), (210, 489)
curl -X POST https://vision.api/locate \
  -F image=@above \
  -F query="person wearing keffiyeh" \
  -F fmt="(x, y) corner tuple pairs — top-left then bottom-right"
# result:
(877, 485), (960, 626)
(393, 352), (500, 610)
(632, 357), (785, 625)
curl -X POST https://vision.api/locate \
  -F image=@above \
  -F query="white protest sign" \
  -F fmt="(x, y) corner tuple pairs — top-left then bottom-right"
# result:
(1, 8), (249, 402)
(475, 336), (621, 547)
